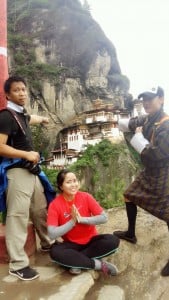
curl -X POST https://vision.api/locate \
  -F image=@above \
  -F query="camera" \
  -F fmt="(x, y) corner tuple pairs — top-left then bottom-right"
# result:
(21, 160), (41, 175)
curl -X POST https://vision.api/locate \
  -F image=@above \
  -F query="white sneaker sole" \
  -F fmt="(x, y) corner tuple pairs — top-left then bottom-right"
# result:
(69, 268), (81, 275)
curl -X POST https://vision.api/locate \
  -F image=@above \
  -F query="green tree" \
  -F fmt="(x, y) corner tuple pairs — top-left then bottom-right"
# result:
(69, 139), (140, 208)
(31, 125), (50, 158)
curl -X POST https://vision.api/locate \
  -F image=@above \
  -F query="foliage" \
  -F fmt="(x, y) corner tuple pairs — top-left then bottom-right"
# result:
(94, 179), (125, 209)
(14, 63), (66, 86)
(0, 212), (6, 225)
(31, 0), (50, 8)
(31, 125), (50, 158)
(71, 139), (136, 171)
(69, 139), (140, 208)
(8, 31), (67, 91)
(7, 0), (50, 19)
(41, 166), (58, 188)
(8, 32), (67, 87)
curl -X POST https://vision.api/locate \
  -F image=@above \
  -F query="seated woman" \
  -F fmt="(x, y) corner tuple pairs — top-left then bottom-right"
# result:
(47, 169), (120, 275)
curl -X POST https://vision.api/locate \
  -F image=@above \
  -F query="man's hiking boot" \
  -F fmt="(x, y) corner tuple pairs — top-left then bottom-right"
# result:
(161, 260), (169, 276)
(113, 230), (137, 244)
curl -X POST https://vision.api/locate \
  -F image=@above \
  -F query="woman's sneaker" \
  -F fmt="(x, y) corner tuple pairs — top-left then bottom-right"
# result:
(9, 266), (39, 281)
(101, 261), (118, 276)
(69, 268), (82, 275)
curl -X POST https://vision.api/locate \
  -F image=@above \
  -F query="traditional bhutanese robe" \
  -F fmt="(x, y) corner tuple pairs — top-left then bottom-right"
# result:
(124, 108), (169, 222)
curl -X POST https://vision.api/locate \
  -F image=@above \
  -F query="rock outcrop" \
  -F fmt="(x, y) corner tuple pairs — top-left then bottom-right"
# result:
(7, 0), (132, 149)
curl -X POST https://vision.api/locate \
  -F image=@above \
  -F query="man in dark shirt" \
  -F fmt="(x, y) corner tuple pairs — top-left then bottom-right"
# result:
(0, 76), (52, 281)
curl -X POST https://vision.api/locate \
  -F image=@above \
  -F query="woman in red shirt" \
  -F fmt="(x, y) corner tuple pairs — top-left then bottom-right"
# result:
(47, 169), (119, 275)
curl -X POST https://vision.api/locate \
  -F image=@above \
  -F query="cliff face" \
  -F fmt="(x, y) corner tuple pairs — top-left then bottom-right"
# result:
(7, 0), (132, 148)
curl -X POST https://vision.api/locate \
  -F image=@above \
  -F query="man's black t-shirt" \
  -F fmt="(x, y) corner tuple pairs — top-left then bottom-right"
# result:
(0, 110), (33, 151)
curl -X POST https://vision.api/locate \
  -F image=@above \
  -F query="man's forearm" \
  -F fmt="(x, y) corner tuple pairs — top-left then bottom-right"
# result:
(0, 144), (28, 159)
(29, 115), (49, 125)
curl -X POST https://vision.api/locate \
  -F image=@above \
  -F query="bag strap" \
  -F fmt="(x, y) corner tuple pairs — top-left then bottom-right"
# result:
(2, 108), (26, 135)
(150, 115), (169, 143)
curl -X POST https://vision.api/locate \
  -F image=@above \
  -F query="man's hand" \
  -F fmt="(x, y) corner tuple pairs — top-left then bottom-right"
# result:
(135, 126), (143, 133)
(41, 117), (49, 124)
(29, 115), (49, 125)
(24, 151), (40, 164)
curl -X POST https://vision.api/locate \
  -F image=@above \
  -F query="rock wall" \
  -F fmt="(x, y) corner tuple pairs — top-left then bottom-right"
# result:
(7, 0), (132, 149)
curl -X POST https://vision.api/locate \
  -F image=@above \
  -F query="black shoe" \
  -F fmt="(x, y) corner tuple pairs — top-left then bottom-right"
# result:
(113, 230), (137, 244)
(161, 261), (169, 276)
(9, 266), (39, 281)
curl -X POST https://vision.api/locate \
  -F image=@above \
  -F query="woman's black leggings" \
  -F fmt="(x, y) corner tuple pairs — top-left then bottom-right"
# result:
(50, 234), (120, 269)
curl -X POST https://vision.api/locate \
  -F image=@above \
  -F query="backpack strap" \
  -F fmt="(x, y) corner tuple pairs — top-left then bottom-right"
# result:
(151, 115), (169, 144)
(2, 108), (26, 135)
(154, 116), (169, 126)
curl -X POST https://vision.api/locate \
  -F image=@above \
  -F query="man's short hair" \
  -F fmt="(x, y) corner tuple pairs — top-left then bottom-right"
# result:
(4, 76), (27, 93)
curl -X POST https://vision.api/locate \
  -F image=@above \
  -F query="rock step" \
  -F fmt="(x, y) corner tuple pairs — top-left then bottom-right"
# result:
(98, 285), (125, 300)
(48, 272), (95, 300)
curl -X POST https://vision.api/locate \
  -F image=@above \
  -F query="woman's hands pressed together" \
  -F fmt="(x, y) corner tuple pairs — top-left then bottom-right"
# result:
(71, 204), (81, 223)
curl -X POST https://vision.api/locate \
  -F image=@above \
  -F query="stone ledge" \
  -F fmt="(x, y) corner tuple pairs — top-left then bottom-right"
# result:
(98, 285), (125, 300)
(47, 272), (95, 300)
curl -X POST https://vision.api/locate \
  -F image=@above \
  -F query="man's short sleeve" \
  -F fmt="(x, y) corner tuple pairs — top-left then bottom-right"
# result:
(0, 111), (16, 135)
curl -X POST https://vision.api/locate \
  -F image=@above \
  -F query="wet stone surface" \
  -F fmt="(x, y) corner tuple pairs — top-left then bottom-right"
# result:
(0, 252), (67, 299)
(0, 250), (96, 300)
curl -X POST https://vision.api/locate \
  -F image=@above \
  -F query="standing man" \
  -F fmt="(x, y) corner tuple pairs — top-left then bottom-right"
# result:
(114, 86), (169, 276)
(0, 76), (52, 281)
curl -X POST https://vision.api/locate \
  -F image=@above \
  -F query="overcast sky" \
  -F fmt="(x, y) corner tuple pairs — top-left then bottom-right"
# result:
(87, 0), (169, 112)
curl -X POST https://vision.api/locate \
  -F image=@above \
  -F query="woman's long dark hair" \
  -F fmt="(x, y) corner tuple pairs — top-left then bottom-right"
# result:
(57, 169), (71, 192)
